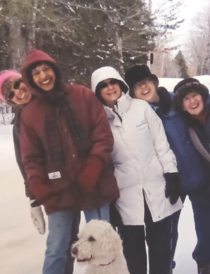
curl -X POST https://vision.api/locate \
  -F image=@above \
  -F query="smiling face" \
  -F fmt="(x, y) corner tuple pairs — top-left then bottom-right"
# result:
(32, 64), (56, 91)
(183, 92), (204, 117)
(133, 79), (159, 103)
(5, 77), (32, 105)
(99, 78), (122, 108)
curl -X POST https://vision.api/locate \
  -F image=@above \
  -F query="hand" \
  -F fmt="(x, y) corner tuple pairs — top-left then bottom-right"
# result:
(30, 201), (46, 234)
(78, 156), (104, 192)
(164, 173), (180, 205)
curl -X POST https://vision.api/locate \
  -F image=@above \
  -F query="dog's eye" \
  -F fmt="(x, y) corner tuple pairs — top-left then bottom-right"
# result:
(88, 236), (96, 242)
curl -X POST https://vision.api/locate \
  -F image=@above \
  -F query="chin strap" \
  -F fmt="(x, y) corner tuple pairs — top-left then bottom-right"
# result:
(99, 259), (115, 266)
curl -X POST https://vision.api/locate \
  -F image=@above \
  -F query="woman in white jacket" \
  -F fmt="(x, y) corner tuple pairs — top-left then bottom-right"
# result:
(91, 66), (182, 274)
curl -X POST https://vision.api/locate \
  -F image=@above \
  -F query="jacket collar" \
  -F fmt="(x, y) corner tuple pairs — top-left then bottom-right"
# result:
(114, 92), (132, 115)
(104, 93), (132, 116)
(104, 93), (132, 125)
(150, 103), (177, 117)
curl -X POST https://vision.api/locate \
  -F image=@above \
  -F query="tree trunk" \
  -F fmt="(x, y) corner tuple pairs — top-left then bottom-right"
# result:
(27, 0), (38, 51)
(8, 1), (26, 70)
(148, 0), (152, 13)
(115, 30), (124, 75)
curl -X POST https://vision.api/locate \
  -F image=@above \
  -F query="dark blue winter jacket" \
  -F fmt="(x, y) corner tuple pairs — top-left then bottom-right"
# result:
(150, 87), (209, 193)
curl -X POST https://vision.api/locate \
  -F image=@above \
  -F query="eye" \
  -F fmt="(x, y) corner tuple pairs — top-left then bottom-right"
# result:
(43, 66), (51, 72)
(88, 236), (96, 242)
(32, 70), (40, 76)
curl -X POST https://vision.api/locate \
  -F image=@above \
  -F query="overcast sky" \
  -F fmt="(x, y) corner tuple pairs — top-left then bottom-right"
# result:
(151, 0), (209, 48)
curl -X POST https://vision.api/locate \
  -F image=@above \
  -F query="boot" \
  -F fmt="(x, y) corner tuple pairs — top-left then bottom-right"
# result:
(170, 261), (176, 274)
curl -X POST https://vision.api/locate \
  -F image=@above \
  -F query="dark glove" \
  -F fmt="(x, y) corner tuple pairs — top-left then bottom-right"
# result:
(164, 172), (180, 205)
(78, 156), (104, 192)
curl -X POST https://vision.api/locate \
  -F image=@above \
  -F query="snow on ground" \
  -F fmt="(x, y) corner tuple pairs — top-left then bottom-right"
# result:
(0, 125), (197, 274)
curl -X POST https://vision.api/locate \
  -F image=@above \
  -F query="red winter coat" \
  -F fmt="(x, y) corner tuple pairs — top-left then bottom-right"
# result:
(20, 50), (119, 214)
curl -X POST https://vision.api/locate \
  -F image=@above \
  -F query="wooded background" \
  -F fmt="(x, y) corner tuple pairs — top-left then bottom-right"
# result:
(0, 0), (209, 87)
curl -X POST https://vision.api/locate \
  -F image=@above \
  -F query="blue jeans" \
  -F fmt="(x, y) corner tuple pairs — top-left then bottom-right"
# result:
(43, 204), (110, 274)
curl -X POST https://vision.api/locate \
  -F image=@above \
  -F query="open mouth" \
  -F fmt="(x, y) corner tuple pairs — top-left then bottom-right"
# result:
(18, 89), (28, 100)
(191, 104), (198, 109)
(142, 90), (150, 95)
(20, 92), (26, 99)
(77, 256), (92, 262)
(108, 91), (117, 96)
(41, 79), (51, 85)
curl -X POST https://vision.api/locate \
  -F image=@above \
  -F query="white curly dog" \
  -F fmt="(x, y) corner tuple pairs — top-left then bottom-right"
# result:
(71, 220), (130, 274)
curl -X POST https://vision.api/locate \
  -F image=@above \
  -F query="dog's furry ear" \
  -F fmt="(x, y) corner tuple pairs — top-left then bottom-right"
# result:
(101, 227), (122, 254)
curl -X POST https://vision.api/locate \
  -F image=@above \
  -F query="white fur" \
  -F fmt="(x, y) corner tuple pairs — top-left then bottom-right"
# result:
(72, 220), (130, 274)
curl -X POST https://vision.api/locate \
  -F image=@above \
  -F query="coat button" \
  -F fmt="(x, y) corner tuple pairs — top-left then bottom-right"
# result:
(72, 154), (75, 158)
(64, 129), (67, 132)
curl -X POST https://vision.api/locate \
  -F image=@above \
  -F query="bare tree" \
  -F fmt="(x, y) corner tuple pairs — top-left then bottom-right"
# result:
(186, 2), (210, 75)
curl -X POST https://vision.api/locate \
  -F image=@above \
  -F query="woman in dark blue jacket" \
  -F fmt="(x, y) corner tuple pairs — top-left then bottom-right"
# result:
(173, 77), (210, 274)
(125, 65), (210, 274)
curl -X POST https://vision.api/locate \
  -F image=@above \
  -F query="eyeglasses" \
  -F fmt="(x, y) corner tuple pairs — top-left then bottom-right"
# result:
(7, 80), (22, 101)
(98, 79), (119, 90)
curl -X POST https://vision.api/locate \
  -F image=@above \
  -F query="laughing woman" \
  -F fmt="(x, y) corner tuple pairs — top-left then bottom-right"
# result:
(91, 66), (182, 274)
(174, 78), (210, 274)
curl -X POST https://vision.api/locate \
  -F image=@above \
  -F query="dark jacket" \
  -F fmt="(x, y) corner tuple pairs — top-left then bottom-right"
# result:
(20, 50), (119, 215)
(13, 107), (35, 199)
(186, 103), (210, 167)
(150, 87), (209, 193)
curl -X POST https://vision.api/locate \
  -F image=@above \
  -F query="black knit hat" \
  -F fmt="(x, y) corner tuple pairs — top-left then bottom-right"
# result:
(173, 78), (209, 112)
(125, 65), (159, 90)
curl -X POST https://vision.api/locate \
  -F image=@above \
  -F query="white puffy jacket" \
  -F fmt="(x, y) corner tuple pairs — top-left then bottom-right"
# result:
(91, 67), (182, 225)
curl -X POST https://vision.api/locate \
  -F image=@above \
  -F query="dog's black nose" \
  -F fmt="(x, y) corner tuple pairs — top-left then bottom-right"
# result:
(71, 246), (78, 255)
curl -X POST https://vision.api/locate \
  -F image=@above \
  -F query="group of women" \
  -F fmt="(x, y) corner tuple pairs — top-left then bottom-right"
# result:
(0, 49), (210, 274)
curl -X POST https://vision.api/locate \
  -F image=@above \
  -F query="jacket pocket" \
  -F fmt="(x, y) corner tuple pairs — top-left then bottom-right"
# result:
(114, 164), (139, 190)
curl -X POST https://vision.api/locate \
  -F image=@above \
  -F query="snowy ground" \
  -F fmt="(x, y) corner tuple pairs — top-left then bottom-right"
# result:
(0, 125), (197, 274)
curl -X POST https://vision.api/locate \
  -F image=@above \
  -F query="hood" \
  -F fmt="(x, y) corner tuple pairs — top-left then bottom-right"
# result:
(91, 66), (129, 94)
(22, 49), (63, 97)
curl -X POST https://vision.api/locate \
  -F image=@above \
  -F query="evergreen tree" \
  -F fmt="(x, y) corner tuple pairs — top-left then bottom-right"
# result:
(0, 0), (157, 85)
(174, 50), (189, 78)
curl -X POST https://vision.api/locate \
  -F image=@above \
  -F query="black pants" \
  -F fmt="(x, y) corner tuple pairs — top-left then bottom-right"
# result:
(64, 211), (81, 274)
(189, 185), (210, 269)
(170, 194), (186, 268)
(118, 202), (172, 274)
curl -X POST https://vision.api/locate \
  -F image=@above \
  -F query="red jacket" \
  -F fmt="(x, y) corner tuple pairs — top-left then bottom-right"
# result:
(20, 50), (119, 214)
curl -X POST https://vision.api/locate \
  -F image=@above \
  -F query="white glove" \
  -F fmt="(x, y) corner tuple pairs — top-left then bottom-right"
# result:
(30, 200), (46, 235)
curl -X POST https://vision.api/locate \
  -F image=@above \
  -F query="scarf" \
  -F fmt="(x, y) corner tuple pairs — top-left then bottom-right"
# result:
(44, 91), (90, 165)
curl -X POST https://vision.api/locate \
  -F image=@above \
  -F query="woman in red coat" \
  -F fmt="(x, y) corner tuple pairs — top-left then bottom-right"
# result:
(20, 49), (119, 274)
